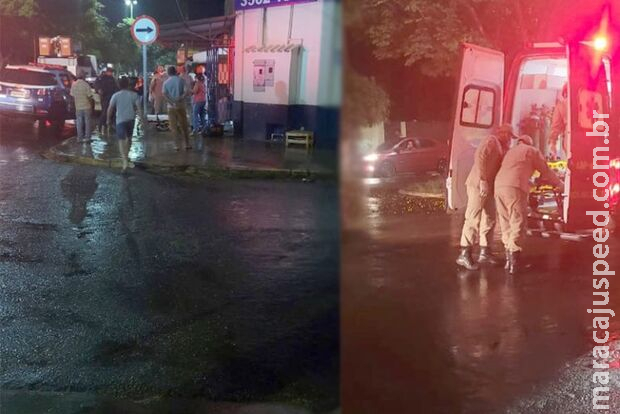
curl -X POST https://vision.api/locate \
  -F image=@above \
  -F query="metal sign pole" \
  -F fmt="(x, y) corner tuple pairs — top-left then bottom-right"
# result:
(142, 44), (147, 123)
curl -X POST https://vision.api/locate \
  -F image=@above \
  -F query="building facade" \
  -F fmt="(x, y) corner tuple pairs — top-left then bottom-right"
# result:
(232, 0), (341, 147)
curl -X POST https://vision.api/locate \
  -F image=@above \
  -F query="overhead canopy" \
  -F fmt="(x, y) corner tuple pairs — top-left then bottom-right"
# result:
(158, 15), (235, 49)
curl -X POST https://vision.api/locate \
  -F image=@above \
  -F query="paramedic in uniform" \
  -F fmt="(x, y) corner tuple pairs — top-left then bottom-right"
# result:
(548, 84), (568, 159)
(456, 123), (515, 270)
(495, 135), (563, 274)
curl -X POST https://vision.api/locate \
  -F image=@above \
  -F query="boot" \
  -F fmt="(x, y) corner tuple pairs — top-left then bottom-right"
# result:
(504, 250), (511, 271)
(478, 247), (499, 266)
(508, 251), (521, 275)
(456, 247), (479, 270)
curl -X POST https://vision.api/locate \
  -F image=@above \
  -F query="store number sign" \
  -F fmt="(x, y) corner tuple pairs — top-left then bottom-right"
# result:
(236, 0), (317, 11)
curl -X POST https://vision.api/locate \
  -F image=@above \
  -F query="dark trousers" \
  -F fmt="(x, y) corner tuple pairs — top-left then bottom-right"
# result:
(99, 96), (112, 128)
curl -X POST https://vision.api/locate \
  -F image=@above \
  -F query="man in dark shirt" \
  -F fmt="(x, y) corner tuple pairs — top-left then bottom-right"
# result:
(95, 67), (118, 134)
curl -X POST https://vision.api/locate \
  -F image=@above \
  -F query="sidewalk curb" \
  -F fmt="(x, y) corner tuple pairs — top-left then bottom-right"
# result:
(398, 189), (444, 199)
(42, 137), (338, 180)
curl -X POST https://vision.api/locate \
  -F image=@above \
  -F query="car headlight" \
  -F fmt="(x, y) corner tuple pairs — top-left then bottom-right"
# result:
(363, 153), (379, 162)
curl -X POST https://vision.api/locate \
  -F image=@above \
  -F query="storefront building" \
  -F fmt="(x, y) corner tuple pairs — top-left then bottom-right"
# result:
(159, 0), (341, 147)
(232, 0), (341, 147)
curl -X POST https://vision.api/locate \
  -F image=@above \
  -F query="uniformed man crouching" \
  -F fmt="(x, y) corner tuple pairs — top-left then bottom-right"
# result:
(456, 124), (515, 270)
(494, 135), (563, 274)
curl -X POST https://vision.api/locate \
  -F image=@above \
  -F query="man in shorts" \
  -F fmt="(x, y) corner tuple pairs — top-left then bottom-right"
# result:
(107, 76), (142, 172)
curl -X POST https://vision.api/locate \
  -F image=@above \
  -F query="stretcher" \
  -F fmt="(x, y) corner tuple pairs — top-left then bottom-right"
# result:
(527, 160), (590, 240)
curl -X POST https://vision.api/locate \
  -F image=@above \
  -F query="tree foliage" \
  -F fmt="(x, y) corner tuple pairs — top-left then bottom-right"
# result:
(0, 0), (37, 17)
(342, 71), (390, 128)
(347, 0), (604, 77)
(0, 0), (178, 72)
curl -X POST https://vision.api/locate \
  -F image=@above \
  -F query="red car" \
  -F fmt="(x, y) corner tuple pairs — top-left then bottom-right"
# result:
(363, 137), (448, 178)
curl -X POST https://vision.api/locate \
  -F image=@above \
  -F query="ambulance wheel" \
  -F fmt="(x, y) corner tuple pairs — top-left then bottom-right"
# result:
(378, 161), (396, 178)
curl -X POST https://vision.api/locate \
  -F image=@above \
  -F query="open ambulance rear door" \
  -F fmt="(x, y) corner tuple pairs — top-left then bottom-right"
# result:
(447, 43), (505, 210)
(564, 42), (611, 232)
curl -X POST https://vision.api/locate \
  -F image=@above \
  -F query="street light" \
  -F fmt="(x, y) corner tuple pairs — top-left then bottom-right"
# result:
(125, 0), (137, 20)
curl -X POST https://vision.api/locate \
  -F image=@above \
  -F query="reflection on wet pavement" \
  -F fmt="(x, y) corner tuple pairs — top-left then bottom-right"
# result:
(0, 120), (339, 411)
(61, 167), (98, 225)
(53, 128), (337, 174)
(343, 180), (620, 413)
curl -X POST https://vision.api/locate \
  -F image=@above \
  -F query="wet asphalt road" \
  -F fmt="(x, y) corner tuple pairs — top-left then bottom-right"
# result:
(342, 179), (620, 413)
(0, 121), (339, 412)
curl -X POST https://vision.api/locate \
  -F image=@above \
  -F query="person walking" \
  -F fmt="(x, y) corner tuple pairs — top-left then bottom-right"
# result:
(149, 65), (167, 117)
(70, 70), (94, 143)
(163, 66), (192, 151)
(192, 73), (207, 134)
(495, 135), (563, 274)
(107, 76), (142, 173)
(456, 123), (516, 270)
(95, 67), (118, 134)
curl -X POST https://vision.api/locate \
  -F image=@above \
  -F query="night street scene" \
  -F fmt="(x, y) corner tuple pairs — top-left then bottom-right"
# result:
(0, 1), (340, 413)
(342, 0), (620, 413)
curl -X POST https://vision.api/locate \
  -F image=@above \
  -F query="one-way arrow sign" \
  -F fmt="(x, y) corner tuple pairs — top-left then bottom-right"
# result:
(131, 15), (159, 45)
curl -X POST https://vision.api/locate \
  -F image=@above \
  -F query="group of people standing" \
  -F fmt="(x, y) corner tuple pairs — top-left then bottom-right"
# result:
(68, 62), (210, 173)
(148, 63), (209, 139)
(456, 124), (563, 275)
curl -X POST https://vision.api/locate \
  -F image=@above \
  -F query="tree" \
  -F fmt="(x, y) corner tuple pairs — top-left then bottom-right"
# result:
(0, 0), (177, 72)
(342, 71), (390, 129)
(0, 0), (37, 17)
(0, 0), (38, 66)
(348, 0), (610, 77)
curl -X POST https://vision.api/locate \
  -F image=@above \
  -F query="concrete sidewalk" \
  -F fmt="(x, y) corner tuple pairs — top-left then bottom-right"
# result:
(43, 127), (337, 179)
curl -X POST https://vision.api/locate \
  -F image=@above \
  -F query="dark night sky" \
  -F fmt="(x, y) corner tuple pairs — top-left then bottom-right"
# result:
(100, 0), (225, 24)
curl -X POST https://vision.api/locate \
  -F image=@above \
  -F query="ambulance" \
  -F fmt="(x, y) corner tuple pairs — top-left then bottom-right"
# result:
(446, 7), (620, 235)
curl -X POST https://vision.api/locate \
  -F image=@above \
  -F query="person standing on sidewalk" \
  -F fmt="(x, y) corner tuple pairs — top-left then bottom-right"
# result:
(178, 64), (194, 130)
(70, 70), (94, 143)
(134, 76), (145, 135)
(192, 73), (207, 135)
(495, 135), (563, 274)
(163, 66), (191, 151)
(107, 77), (142, 173)
(149, 65), (167, 117)
(456, 123), (515, 270)
(95, 67), (118, 135)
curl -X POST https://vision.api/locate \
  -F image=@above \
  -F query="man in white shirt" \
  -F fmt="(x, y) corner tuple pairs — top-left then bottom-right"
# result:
(70, 70), (94, 142)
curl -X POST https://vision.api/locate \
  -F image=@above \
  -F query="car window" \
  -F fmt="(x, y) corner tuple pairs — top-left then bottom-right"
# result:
(416, 138), (435, 149)
(398, 139), (415, 153)
(0, 69), (57, 86)
(377, 140), (400, 152)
